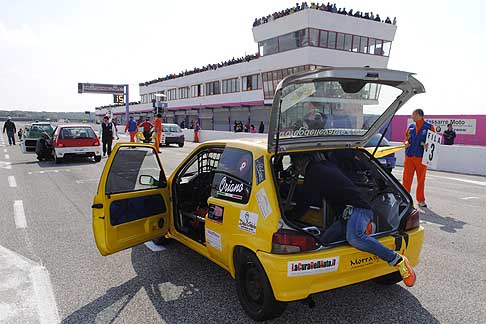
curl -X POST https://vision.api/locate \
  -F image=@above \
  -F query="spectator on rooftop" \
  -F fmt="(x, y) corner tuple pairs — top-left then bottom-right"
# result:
(393, 17), (397, 25)
(375, 14), (381, 22)
(385, 16), (392, 24)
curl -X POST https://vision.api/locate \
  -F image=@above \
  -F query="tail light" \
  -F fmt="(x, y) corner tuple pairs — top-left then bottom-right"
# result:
(272, 229), (318, 254)
(403, 209), (420, 231)
(53, 136), (63, 147)
(93, 139), (100, 146)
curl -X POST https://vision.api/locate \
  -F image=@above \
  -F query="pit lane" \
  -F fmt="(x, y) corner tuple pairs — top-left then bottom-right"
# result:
(0, 133), (484, 324)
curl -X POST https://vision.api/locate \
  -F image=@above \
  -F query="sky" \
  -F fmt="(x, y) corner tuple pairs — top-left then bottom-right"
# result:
(0, 0), (485, 115)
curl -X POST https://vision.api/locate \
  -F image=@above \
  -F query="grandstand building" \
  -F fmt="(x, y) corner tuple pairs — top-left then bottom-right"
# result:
(95, 7), (396, 131)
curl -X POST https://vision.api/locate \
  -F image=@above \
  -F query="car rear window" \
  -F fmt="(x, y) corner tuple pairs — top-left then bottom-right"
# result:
(60, 127), (96, 139)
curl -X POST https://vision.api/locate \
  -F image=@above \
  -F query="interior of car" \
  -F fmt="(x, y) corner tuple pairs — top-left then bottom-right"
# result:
(172, 146), (224, 243)
(273, 148), (409, 244)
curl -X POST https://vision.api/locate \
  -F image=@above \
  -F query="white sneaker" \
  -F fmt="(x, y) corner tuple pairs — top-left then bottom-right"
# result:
(418, 201), (427, 208)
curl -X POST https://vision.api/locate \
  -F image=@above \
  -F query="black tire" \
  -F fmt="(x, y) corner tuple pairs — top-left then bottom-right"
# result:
(373, 271), (402, 285)
(178, 142), (184, 148)
(94, 155), (101, 162)
(235, 249), (287, 321)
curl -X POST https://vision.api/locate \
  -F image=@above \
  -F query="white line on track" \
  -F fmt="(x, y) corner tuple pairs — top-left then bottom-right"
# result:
(75, 178), (98, 184)
(28, 169), (71, 175)
(8, 175), (17, 187)
(0, 245), (60, 324)
(461, 196), (479, 200)
(0, 161), (12, 169)
(31, 265), (61, 324)
(428, 175), (486, 186)
(145, 241), (167, 252)
(3, 148), (7, 153)
(14, 200), (27, 229)
(4, 154), (9, 159)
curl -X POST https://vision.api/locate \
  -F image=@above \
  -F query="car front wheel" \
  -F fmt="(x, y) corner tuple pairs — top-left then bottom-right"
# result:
(235, 249), (287, 321)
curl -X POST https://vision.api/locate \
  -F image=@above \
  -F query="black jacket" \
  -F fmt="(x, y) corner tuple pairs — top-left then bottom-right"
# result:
(443, 130), (456, 145)
(3, 120), (16, 133)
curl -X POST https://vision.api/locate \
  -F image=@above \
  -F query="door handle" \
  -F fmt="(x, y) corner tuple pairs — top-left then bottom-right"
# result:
(91, 203), (103, 209)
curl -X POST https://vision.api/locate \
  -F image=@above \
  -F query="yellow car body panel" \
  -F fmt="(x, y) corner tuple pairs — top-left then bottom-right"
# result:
(257, 227), (424, 301)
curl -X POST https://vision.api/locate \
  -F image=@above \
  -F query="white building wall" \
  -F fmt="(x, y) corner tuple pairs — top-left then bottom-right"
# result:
(252, 9), (397, 42)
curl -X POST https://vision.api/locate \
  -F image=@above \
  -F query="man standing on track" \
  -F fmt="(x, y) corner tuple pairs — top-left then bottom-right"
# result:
(153, 113), (163, 153)
(125, 116), (138, 142)
(99, 115), (118, 157)
(3, 117), (17, 145)
(402, 108), (435, 208)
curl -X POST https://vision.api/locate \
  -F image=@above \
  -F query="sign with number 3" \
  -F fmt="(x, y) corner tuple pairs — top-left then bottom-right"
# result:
(422, 130), (442, 168)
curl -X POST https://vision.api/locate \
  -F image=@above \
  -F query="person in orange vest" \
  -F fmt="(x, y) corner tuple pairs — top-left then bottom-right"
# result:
(402, 108), (435, 208)
(124, 116), (138, 142)
(194, 121), (200, 143)
(153, 113), (163, 153)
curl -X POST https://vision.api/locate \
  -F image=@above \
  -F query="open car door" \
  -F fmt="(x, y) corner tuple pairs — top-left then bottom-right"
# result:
(92, 143), (170, 256)
(267, 67), (425, 153)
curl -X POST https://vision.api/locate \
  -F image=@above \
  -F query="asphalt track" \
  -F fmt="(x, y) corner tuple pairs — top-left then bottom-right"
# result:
(0, 131), (485, 323)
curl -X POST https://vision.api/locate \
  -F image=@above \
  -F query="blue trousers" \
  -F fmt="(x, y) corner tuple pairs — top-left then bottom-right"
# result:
(320, 208), (400, 265)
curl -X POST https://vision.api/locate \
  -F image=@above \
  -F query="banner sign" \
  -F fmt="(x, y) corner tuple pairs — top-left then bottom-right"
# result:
(78, 83), (125, 94)
(407, 118), (476, 135)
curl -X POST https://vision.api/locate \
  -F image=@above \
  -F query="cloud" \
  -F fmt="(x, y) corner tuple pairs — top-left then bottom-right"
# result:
(0, 21), (37, 48)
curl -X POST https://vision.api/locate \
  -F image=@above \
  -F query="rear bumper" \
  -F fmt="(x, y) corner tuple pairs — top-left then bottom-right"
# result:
(257, 226), (424, 302)
(54, 146), (101, 158)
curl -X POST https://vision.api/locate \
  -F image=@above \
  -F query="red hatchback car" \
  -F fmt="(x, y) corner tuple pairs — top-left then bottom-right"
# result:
(51, 124), (102, 163)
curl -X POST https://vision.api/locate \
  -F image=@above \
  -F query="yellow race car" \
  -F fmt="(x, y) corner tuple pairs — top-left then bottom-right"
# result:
(92, 67), (424, 321)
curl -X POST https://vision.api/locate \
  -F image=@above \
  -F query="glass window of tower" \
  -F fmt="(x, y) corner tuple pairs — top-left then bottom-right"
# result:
(336, 33), (345, 50)
(319, 30), (328, 48)
(344, 34), (352, 51)
(359, 36), (368, 53)
(310, 28), (319, 46)
(328, 31), (337, 49)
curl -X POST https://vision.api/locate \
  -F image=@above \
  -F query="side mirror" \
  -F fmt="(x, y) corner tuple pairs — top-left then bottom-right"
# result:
(139, 175), (159, 187)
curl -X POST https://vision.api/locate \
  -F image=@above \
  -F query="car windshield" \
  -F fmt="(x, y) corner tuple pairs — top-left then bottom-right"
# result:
(163, 125), (181, 132)
(60, 127), (96, 139)
(365, 134), (391, 147)
(276, 80), (402, 139)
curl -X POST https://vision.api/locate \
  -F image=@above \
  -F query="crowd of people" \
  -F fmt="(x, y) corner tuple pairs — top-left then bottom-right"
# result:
(140, 53), (260, 87)
(233, 121), (265, 134)
(96, 101), (141, 110)
(253, 2), (396, 27)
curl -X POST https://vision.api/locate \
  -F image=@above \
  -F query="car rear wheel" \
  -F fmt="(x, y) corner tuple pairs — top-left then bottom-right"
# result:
(235, 249), (287, 321)
(373, 271), (403, 285)
(94, 155), (101, 162)
(178, 142), (184, 148)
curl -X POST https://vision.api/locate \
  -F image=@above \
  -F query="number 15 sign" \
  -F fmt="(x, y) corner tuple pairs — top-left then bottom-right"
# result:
(422, 130), (442, 168)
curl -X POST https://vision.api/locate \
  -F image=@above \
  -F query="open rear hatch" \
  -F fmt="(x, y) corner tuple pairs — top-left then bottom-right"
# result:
(267, 67), (425, 153)
(268, 67), (425, 248)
